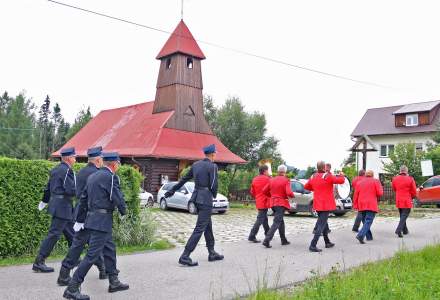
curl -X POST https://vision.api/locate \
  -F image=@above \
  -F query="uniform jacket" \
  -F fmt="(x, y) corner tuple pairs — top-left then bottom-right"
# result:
(352, 175), (365, 210)
(74, 163), (99, 221)
(392, 174), (417, 208)
(79, 167), (127, 233)
(353, 177), (383, 212)
(263, 175), (294, 209)
(171, 158), (218, 207)
(250, 175), (271, 209)
(304, 171), (345, 211)
(42, 161), (76, 220)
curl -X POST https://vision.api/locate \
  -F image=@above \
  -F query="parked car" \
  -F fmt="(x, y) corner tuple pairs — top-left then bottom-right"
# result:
(157, 182), (229, 214)
(139, 188), (155, 208)
(289, 178), (352, 217)
(415, 175), (440, 208)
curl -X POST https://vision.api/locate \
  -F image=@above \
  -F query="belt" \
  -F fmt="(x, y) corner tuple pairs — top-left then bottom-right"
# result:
(196, 187), (210, 191)
(89, 208), (112, 214)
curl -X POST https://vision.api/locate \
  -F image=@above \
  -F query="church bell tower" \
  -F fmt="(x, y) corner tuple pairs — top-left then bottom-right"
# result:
(153, 20), (212, 134)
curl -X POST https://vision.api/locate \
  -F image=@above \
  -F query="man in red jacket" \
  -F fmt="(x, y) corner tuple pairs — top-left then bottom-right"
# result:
(392, 165), (417, 238)
(304, 161), (345, 252)
(353, 170), (383, 244)
(248, 165), (271, 243)
(351, 169), (366, 232)
(262, 165), (294, 248)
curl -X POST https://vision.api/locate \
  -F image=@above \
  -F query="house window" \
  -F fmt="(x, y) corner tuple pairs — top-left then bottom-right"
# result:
(166, 58), (172, 69)
(406, 114), (418, 126)
(380, 144), (394, 157)
(416, 143), (423, 152)
(186, 57), (193, 69)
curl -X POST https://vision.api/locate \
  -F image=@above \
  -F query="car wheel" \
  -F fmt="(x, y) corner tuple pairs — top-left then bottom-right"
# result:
(147, 197), (154, 208)
(160, 198), (168, 210)
(333, 212), (345, 217)
(217, 210), (226, 214)
(436, 203), (440, 208)
(309, 203), (318, 218)
(188, 202), (198, 214)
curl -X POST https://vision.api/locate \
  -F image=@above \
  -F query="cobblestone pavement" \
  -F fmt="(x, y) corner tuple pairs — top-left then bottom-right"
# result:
(150, 207), (416, 246)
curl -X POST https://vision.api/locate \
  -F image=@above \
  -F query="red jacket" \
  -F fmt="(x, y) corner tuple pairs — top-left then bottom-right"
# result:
(250, 175), (271, 209)
(263, 175), (294, 209)
(352, 175), (365, 210)
(353, 177), (383, 212)
(304, 172), (345, 211)
(392, 174), (417, 208)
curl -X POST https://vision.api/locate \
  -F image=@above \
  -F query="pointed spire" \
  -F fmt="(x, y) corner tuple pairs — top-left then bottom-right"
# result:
(156, 20), (206, 60)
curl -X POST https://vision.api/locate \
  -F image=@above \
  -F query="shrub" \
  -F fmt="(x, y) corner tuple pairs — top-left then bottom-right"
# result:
(114, 209), (156, 247)
(0, 157), (144, 258)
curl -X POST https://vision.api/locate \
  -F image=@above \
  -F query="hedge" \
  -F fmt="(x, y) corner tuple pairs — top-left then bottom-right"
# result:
(0, 157), (143, 258)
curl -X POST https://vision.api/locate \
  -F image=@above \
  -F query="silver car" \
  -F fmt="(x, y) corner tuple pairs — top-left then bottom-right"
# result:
(289, 178), (352, 217)
(157, 182), (229, 214)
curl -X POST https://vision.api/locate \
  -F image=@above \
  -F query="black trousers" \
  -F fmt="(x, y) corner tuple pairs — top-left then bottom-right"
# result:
(185, 204), (215, 253)
(310, 211), (331, 247)
(61, 228), (105, 271)
(264, 206), (287, 243)
(352, 211), (363, 231)
(71, 230), (117, 284)
(38, 217), (74, 258)
(396, 208), (411, 234)
(249, 209), (270, 239)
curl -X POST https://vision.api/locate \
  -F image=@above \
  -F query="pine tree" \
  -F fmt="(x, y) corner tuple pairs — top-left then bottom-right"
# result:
(37, 95), (53, 159)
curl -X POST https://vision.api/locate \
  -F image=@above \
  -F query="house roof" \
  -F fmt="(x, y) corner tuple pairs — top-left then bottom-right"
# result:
(393, 100), (440, 115)
(156, 20), (206, 60)
(351, 102), (440, 137)
(53, 101), (245, 164)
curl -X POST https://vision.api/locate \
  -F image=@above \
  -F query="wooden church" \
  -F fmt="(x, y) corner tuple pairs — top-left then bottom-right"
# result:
(54, 20), (245, 194)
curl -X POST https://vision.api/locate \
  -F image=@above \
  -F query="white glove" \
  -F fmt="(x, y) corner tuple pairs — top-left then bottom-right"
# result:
(38, 201), (47, 211)
(73, 222), (85, 232)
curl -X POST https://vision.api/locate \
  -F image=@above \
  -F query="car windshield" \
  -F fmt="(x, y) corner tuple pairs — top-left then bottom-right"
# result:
(185, 182), (195, 193)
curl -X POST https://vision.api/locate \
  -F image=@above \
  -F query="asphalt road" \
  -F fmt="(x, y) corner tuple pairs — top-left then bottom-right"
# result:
(1, 216), (439, 300)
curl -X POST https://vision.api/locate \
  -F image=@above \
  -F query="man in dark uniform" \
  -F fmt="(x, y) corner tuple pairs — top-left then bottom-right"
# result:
(33, 147), (77, 273)
(57, 147), (107, 286)
(164, 144), (224, 267)
(63, 152), (129, 300)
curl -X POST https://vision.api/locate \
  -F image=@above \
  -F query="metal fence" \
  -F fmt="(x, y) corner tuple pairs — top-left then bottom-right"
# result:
(380, 183), (396, 204)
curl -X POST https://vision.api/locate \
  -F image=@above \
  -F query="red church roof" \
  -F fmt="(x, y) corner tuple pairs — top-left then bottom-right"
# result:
(53, 102), (245, 164)
(156, 20), (206, 60)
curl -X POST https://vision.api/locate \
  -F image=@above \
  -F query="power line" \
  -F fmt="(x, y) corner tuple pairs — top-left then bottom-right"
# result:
(47, 0), (392, 89)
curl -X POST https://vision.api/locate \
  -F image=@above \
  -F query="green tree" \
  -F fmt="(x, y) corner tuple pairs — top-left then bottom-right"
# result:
(37, 95), (54, 159)
(66, 106), (92, 140)
(424, 145), (440, 176)
(382, 142), (424, 184)
(51, 103), (70, 151)
(303, 166), (317, 179)
(0, 92), (37, 159)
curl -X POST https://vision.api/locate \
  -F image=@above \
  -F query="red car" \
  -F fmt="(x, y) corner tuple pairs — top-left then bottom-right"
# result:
(416, 175), (440, 208)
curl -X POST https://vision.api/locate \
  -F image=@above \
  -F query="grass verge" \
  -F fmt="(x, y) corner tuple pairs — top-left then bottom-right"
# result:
(0, 239), (173, 267)
(247, 243), (440, 300)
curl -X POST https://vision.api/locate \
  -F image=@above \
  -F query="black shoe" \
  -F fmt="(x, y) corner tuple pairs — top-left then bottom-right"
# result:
(99, 271), (108, 280)
(281, 240), (290, 246)
(356, 236), (365, 244)
(309, 246), (322, 252)
(396, 232), (403, 238)
(325, 242), (335, 248)
(262, 240), (272, 248)
(63, 282), (89, 300)
(32, 255), (54, 273)
(57, 266), (71, 286)
(208, 250), (224, 262)
(352, 228), (359, 233)
(179, 255), (198, 267)
(108, 275), (129, 293)
(248, 237), (261, 243)
(403, 229), (409, 235)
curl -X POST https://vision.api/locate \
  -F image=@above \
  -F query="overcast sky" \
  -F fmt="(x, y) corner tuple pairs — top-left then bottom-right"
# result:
(2, 0), (440, 169)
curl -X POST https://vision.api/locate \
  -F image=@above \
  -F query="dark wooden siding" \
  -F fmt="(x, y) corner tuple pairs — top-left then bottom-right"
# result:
(155, 54), (203, 90)
(419, 112), (430, 125)
(395, 114), (405, 127)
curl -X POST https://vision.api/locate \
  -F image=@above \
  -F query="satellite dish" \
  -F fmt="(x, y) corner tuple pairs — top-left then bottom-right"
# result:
(334, 176), (351, 199)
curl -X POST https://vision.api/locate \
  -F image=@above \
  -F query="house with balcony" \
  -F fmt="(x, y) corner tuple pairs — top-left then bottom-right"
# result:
(350, 100), (440, 180)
